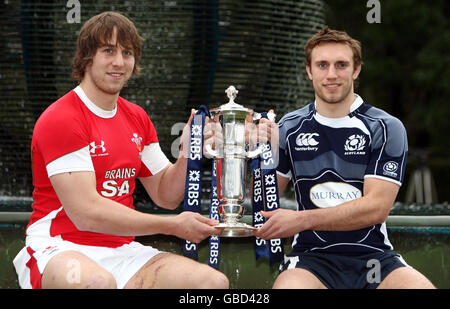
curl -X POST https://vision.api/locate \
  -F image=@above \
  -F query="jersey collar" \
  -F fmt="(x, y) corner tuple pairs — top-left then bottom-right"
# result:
(313, 94), (364, 118)
(348, 94), (364, 116)
(312, 94), (365, 126)
(74, 86), (117, 119)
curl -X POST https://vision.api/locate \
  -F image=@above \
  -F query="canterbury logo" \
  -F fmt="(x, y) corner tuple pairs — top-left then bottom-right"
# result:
(296, 133), (319, 147)
(90, 141), (106, 153)
(295, 133), (319, 151)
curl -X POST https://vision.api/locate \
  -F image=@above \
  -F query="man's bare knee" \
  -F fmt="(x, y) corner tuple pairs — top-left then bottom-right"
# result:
(378, 267), (435, 289)
(84, 273), (117, 289)
(42, 250), (117, 289)
(194, 266), (229, 289)
(273, 268), (326, 289)
(208, 270), (229, 289)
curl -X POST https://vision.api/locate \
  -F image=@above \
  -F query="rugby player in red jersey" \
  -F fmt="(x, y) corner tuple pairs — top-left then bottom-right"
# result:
(13, 12), (228, 289)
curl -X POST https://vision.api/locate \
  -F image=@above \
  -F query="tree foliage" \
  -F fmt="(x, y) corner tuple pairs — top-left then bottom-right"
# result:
(326, 0), (450, 157)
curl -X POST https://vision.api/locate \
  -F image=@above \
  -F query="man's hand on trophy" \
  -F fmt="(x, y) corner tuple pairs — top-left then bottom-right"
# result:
(203, 118), (223, 158)
(246, 109), (279, 149)
(253, 209), (303, 240)
(170, 211), (223, 243)
(178, 109), (196, 159)
(201, 108), (279, 158)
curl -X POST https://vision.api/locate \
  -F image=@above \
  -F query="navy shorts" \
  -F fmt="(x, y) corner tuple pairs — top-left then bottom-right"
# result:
(279, 250), (407, 289)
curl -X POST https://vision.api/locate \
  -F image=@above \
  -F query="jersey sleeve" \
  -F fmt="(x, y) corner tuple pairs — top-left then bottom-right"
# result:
(276, 120), (292, 179)
(33, 103), (94, 177)
(141, 143), (170, 176)
(46, 146), (94, 177)
(136, 110), (170, 177)
(364, 117), (408, 186)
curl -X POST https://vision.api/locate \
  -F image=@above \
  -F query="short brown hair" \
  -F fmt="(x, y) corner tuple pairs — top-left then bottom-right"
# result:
(72, 11), (143, 81)
(305, 26), (363, 70)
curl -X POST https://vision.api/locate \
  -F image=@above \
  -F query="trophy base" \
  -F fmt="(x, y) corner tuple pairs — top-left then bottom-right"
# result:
(215, 222), (255, 237)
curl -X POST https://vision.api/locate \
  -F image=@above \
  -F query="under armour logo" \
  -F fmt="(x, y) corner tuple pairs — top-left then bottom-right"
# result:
(90, 141), (106, 153)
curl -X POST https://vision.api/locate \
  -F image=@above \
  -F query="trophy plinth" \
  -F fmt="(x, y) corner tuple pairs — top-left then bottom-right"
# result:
(205, 86), (264, 237)
(215, 222), (255, 237)
(215, 202), (255, 237)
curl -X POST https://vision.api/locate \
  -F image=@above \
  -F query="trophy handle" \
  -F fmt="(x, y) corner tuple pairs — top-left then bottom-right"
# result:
(246, 143), (266, 159)
(252, 111), (276, 122)
(246, 110), (276, 159)
(204, 143), (219, 158)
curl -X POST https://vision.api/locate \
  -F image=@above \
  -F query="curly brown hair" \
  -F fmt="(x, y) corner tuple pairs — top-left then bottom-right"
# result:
(71, 11), (143, 82)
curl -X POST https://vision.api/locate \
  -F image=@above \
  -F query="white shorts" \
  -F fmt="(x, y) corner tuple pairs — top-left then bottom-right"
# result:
(13, 236), (163, 289)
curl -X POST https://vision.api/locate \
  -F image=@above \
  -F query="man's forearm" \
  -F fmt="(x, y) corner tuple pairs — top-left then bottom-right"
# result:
(305, 179), (398, 232)
(69, 194), (173, 236)
(303, 196), (389, 232)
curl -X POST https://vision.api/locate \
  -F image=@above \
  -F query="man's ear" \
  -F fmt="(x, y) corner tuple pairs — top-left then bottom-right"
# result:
(306, 65), (313, 80)
(352, 63), (362, 80)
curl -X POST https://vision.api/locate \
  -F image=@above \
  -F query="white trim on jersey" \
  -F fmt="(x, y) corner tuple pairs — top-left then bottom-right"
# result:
(13, 248), (33, 288)
(276, 170), (292, 179)
(13, 206), (65, 288)
(364, 174), (402, 186)
(309, 242), (385, 253)
(46, 145), (95, 177)
(314, 112), (371, 137)
(357, 112), (407, 186)
(357, 225), (376, 243)
(373, 118), (387, 178)
(25, 206), (64, 242)
(313, 94), (364, 114)
(74, 86), (117, 118)
(313, 96), (371, 137)
(141, 142), (170, 175)
(285, 111), (316, 185)
(380, 222), (394, 250)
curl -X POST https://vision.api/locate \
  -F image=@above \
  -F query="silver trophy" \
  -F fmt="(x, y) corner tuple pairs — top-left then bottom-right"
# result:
(205, 86), (269, 237)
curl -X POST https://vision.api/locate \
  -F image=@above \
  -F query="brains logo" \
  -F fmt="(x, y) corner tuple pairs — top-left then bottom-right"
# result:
(344, 134), (366, 155)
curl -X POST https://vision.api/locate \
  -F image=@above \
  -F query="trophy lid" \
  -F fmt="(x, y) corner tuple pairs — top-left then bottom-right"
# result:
(210, 86), (252, 116)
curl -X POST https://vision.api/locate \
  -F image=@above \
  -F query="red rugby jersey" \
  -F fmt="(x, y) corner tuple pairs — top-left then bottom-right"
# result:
(27, 86), (169, 247)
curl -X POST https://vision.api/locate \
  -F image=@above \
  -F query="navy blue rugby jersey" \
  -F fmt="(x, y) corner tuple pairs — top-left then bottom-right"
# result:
(277, 95), (408, 254)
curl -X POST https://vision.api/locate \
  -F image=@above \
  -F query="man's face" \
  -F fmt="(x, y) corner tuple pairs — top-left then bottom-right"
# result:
(85, 28), (135, 96)
(306, 42), (361, 105)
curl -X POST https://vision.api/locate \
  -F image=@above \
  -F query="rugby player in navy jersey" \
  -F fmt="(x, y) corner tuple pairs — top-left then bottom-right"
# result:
(254, 27), (435, 289)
